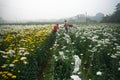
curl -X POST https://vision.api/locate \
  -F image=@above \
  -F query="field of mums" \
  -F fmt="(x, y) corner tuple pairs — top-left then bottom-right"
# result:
(0, 25), (55, 80)
(0, 23), (120, 80)
(42, 24), (120, 80)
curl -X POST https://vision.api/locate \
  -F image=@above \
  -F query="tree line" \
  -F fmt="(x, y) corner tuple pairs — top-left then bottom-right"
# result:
(101, 3), (120, 23)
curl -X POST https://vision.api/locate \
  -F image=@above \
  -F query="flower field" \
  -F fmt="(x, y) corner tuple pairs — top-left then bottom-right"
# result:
(42, 23), (120, 80)
(0, 25), (55, 80)
(0, 23), (120, 80)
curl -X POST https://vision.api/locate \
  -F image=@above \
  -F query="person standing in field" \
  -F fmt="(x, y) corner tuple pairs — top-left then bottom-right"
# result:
(53, 24), (59, 33)
(64, 20), (69, 32)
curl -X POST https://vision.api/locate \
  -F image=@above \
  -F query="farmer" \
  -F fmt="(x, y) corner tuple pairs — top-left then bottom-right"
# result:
(64, 20), (69, 32)
(53, 24), (59, 33)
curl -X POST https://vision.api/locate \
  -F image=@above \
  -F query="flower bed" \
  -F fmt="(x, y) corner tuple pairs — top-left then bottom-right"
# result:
(43, 23), (120, 80)
(0, 25), (55, 80)
(0, 24), (120, 80)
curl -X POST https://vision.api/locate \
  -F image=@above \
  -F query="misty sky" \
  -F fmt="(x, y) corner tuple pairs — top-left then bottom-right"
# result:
(0, 0), (120, 21)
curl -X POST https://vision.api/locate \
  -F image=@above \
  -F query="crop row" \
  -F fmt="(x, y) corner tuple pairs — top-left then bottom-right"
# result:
(0, 25), (55, 80)
(43, 24), (120, 80)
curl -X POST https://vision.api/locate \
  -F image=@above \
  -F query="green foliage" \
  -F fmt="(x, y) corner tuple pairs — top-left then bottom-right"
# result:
(101, 3), (120, 23)
(35, 31), (56, 79)
(54, 59), (72, 80)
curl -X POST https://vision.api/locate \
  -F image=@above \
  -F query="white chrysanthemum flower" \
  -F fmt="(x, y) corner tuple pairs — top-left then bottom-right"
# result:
(19, 50), (25, 53)
(71, 75), (81, 80)
(77, 72), (81, 74)
(20, 57), (27, 61)
(19, 53), (23, 55)
(72, 42), (75, 44)
(6, 50), (15, 57)
(9, 50), (15, 54)
(96, 71), (102, 76)
(23, 61), (28, 64)
(9, 64), (14, 67)
(80, 54), (83, 56)
(91, 35), (98, 42)
(75, 32), (79, 38)
(53, 55), (58, 61)
(66, 50), (69, 52)
(57, 44), (59, 47)
(50, 48), (52, 50)
(6, 51), (11, 54)
(54, 43), (57, 47)
(24, 52), (30, 55)
(59, 51), (64, 55)
(111, 54), (117, 58)
(90, 64), (93, 67)
(59, 51), (65, 59)
(19, 48), (25, 53)
(66, 38), (71, 44)
(89, 45), (92, 48)
(19, 47), (25, 50)
(115, 53), (120, 56)
(2, 55), (8, 58)
(64, 33), (70, 38)
(72, 50), (74, 53)
(62, 46), (66, 49)
(71, 62), (74, 65)
(107, 53), (110, 55)
(0, 51), (6, 54)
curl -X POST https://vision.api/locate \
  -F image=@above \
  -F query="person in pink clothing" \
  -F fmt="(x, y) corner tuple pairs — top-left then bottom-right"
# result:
(64, 20), (69, 32)
(53, 24), (59, 33)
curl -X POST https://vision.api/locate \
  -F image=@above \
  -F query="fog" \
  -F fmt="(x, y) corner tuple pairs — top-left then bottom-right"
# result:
(0, 0), (119, 21)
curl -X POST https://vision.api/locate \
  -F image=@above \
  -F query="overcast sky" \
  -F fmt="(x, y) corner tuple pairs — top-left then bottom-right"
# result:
(0, 0), (119, 21)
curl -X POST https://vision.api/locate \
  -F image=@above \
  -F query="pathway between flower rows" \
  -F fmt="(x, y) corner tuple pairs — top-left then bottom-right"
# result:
(41, 26), (82, 80)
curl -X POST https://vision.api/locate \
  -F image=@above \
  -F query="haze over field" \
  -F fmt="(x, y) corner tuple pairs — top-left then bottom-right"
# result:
(0, 0), (120, 21)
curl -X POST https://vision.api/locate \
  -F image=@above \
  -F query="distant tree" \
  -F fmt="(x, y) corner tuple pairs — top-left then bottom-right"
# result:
(116, 3), (120, 11)
(113, 3), (120, 22)
(95, 13), (104, 22)
(101, 15), (111, 23)
(101, 3), (120, 23)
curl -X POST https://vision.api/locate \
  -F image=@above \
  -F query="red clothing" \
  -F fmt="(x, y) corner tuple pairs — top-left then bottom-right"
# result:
(54, 25), (58, 31)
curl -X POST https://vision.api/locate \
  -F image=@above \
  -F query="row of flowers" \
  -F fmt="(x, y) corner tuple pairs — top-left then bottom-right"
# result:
(0, 25), (53, 79)
(43, 23), (120, 80)
(69, 24), (120, 80)
(0, 23), (119, 80)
